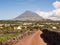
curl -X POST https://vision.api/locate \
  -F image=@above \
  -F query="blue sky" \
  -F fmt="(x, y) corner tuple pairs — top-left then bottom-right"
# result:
(0, 0), (60, 20)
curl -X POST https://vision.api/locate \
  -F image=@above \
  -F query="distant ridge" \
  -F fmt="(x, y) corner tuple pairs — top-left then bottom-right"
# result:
(14, 11), (44, 21)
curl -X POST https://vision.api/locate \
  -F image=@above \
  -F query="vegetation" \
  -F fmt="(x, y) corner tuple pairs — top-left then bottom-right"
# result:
(0, 20), (60, 45)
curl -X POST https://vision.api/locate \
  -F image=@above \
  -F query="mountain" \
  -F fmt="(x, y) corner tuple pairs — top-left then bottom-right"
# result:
(15, 11), (44, 21)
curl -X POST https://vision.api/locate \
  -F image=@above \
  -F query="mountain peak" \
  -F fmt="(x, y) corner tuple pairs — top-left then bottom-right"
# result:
(15, 11), (44, 21)
(25, 10), (32, 12)
(24, 10), (35, 14)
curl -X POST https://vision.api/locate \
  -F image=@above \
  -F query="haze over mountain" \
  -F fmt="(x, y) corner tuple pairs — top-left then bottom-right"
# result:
(15, 11), (44, 21)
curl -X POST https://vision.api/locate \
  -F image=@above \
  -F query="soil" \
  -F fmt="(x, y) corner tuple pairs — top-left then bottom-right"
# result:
(15, 30), (47, 45)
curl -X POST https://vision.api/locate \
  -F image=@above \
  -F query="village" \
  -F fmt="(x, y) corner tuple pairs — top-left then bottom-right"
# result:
(0, 21), (60, 30)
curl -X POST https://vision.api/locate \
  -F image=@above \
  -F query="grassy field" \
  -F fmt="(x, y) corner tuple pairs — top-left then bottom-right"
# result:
(0, 32), (20, 41)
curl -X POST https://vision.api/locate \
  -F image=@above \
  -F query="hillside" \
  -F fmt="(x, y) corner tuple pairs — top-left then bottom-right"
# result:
(15, 11), (44, 21)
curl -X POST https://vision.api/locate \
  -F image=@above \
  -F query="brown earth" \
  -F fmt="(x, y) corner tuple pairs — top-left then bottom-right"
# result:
(15, 30), (47, 45)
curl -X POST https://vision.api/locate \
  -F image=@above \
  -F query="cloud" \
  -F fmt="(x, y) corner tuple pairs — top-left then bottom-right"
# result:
(52, 8), (60, 17)
(36, 11), (52, 19)
(35, 1), (60, 20)
(53, 1), (60, 8)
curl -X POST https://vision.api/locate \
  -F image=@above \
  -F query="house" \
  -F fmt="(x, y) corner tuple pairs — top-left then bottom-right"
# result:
(17, 26), (22, 30)
(14, 26), (22, 30)
(52, 26), (57, 29)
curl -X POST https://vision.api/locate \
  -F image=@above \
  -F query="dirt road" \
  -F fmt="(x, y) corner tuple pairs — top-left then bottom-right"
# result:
(15, 30), (47, 45)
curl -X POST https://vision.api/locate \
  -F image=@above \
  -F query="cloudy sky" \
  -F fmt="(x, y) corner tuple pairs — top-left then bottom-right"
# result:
(0, 0), (60, 20)
(36, 0), (60, 20)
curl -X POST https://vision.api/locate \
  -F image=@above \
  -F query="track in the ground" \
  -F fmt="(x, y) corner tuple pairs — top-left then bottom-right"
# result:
(15, 30), (47, 45)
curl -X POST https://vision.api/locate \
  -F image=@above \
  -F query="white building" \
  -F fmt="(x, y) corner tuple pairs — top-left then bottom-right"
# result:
(17, 26), (22, 30)
(52, 26), (57, 29)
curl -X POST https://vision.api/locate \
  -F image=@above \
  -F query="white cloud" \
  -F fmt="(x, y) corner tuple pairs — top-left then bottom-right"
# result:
(35, 1), (60, 20)
(53, 1), (60, 8)
(36, 11), (52, 19)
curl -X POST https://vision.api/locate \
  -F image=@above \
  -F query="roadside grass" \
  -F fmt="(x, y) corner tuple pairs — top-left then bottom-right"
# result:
(0, 32), (20, 41)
